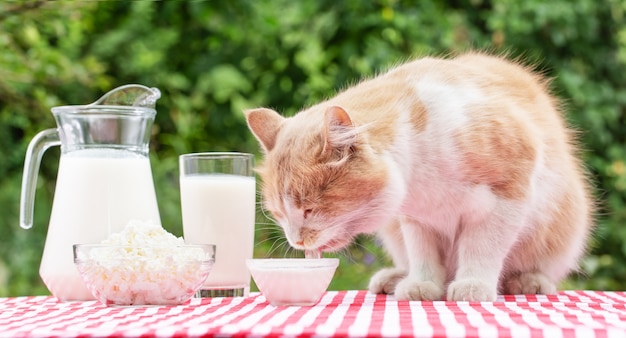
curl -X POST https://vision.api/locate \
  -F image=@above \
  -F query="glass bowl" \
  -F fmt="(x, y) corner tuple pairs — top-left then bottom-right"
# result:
(73, 244), (215, 306)
(246, 258), (339, 306)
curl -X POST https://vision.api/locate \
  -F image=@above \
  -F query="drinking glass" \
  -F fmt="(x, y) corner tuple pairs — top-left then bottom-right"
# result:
(179, 152), (256, 297)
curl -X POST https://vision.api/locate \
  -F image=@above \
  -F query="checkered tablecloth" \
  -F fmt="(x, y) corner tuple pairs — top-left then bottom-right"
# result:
(1, 290), (626, 337)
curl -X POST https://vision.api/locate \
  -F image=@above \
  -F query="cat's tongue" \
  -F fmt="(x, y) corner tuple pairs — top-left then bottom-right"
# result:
(305, 249), (322, 259)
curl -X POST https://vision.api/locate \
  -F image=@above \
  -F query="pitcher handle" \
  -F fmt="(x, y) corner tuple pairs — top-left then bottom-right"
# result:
(20, 128), (61, 229)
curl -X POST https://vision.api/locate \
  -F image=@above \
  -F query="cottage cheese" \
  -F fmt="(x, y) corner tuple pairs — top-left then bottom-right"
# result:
(75, 220), (213, 306)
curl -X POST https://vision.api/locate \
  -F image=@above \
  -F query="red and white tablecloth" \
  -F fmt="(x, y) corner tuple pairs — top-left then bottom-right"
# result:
(1, 290), (626, 337)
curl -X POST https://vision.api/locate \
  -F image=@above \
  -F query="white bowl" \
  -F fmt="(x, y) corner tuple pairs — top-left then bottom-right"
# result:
(246, 258), (339, 306)
(73, 244), (215, 306)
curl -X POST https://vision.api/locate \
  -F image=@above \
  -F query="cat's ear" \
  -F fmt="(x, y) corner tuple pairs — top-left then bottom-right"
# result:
(323, 106), (356, 157)
(245, 108), (285, 153)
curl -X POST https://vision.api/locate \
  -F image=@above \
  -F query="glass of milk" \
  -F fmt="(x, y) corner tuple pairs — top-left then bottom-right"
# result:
(179, 152), (256, 297)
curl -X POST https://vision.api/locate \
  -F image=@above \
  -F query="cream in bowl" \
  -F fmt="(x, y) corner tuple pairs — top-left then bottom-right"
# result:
(73, 220), (215, 306)
(246, 258), (339, 306)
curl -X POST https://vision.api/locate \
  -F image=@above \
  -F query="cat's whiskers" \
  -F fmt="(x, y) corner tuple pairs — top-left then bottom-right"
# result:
(334, 245), (355, 263)
(265, 236), (291, 257)
(254, 215), (287, 251)
(255, 208), (276, 222)
(256, 193), (279, 226)
(253, 231), (283, 246)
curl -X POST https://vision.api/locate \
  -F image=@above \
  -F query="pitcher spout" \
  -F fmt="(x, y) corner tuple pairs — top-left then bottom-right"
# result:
(89, 84), (161, 109)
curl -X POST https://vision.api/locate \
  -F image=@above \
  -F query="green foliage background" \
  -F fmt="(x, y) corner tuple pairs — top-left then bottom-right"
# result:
(1, 0), (625, 296)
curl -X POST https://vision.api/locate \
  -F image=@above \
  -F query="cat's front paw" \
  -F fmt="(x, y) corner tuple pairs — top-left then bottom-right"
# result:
(502, 272), (557, 295)
(394, 278), (445, 301)
(447, 278), (497, 302)
(368, 268), (407, 294)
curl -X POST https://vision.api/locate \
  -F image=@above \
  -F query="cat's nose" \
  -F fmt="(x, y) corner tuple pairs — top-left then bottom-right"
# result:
(299, 227), (320, 247)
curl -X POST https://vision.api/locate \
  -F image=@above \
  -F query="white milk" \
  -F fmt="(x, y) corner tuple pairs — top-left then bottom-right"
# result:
(180, 174), (256, 292)
(40, 149), (161, 301)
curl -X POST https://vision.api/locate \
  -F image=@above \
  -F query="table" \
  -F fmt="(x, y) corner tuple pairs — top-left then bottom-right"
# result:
(1, 290), (626, 337)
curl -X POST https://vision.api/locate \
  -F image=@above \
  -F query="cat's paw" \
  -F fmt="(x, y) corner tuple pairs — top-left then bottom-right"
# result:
(368, 268), (407, 294)
(447, 278), (497, 302)
(502, 272), (557, 295)
(394, 278), (445, 301)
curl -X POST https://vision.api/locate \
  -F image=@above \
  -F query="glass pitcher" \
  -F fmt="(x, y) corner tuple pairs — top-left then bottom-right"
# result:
(20, 84), (162, 301)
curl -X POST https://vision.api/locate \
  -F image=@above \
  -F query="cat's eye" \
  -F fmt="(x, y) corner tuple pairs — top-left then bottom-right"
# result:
(303, 208), (313, 219)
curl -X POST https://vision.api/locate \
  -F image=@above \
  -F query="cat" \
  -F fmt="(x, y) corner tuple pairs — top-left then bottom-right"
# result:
(244, 52), (593, 302)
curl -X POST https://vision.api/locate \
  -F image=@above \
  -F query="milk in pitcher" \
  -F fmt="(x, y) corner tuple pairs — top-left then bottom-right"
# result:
(40, 149), (161, 301)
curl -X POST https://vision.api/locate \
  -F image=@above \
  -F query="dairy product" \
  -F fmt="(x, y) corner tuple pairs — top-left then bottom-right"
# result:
(74, 220), (213, 306)
(101, 220), (184, 247)
(180, 174), (256, 291)
(246, 258), (339, 306)
(305, 250), (322, 259)
(41, 149), (161, 301)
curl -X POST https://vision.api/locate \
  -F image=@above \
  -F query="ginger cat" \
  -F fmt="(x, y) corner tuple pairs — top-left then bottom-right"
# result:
(245, 52), (593, 301)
